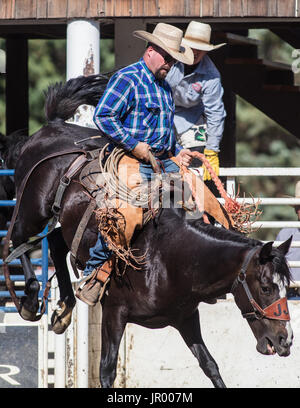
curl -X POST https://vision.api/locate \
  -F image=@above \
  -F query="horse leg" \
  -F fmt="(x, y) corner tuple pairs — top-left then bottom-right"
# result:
(19, 252), (40, 321)
(99, 304), (127, 388)
(47, 228), (76, 334)
(175, 309), (226, 388)
(10, 216), (47, 320)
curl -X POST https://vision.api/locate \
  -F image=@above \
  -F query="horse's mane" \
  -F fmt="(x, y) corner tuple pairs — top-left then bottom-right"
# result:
(189, 218), (292, 285)
(44, 72), (114, 122)
(272, 247), (292, 285)
(189, 218), (261, 247)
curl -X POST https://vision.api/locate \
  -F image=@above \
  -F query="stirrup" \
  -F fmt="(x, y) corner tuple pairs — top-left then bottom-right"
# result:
(75, 269), (100, 307)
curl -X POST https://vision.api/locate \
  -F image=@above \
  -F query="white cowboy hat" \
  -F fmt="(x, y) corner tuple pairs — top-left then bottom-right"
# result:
(0, 49), (6, 74)
(133, 23), (194, 65)
(182, 21), (226, 52)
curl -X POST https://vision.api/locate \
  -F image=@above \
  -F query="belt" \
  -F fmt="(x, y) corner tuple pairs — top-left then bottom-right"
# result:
(152, 150), (172, 160)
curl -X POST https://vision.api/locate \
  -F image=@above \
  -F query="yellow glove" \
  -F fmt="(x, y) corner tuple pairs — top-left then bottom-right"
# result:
(202, 149), (219, 181)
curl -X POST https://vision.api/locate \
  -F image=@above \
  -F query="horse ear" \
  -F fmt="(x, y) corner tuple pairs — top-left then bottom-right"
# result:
(277, 235), (292, 256)
(259, 241), (274, 263)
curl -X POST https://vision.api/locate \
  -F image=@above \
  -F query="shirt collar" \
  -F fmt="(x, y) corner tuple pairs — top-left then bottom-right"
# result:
(194, 55), (211, 74)
(140, 58), (156, 83)
(175, 55), (210, 76)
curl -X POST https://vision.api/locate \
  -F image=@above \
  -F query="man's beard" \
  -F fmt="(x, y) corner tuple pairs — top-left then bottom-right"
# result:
(154, 65), (169, 80)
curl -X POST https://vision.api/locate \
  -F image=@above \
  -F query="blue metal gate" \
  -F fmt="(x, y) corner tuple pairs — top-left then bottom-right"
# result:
(0, 169), (49, 314)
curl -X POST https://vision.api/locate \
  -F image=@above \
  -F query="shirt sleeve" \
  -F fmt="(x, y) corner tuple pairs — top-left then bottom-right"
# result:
(93, 73), (139, 151)
(175, 142), (183, 155)
(202, 77), (226, 152)
(276, 228), (294, 243)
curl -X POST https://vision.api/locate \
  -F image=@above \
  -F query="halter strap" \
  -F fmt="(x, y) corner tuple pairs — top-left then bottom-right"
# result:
(231, 246), (290, 322)
(231, 246), (258, 294)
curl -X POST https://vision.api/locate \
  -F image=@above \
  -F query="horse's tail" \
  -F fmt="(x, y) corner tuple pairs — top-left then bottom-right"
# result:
(44, 73), (113, 122)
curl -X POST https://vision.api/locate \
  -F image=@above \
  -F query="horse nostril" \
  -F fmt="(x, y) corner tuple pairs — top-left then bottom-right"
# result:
(279, 336), (288, 347)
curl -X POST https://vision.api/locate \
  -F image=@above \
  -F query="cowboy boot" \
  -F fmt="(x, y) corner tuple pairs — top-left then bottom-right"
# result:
(76, 257), (115, 306)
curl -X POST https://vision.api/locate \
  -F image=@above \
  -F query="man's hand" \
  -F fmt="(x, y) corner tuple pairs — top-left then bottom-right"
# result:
(176, 149), (194, 167)
(132, 142), (151, 162)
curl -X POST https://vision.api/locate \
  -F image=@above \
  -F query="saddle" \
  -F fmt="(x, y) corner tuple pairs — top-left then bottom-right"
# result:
(80, 153), (143, 250)
(74, 151), (233, 272)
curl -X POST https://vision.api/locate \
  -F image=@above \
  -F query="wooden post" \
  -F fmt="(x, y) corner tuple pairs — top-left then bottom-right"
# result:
(88, 302), (102, 387)
(6, 38), (28, 135)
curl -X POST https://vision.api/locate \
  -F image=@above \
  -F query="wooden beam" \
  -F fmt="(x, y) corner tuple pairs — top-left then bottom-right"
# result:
(201, 0), (214, 16)
(47, 0), (68, 18)
(67, 0), (89, 18)
(0, 0), (299, 18)
(186, 0), (201, 16)
(158, 0), (185, 16)
(36, 0), (48, 19)
(0, 0), (15, 18)
(87, 0), (105, 17)
(237, 87), (300, 139)
(277, 0), (296, 17)
(15, 0), (37, 19)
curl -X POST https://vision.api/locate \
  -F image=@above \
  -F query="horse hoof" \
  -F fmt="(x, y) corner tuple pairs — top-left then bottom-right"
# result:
(51, 301), (74, 334)
(20, 306), (38, 322)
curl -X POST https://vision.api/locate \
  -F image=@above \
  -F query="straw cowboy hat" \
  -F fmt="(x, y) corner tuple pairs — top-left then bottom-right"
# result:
(182, 21), (226, 52)
(133, 23), (194, 65)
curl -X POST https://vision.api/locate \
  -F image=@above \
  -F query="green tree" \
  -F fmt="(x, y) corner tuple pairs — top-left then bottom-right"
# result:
(0, 38), (115, 135)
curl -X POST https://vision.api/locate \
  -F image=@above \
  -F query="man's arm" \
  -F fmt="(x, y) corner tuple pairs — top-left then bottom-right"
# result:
(93, 73), (139, 152)
(202, 77), (226, 152)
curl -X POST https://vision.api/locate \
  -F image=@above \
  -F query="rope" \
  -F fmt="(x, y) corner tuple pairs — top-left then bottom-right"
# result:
(96, 145), (160, 271)
(98, 144), (151, 207)
(180, 151), (261, 233)
(191, 151), (240, 214)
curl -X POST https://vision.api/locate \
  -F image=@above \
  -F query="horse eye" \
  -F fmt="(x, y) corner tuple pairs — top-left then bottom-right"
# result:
(261, 286), (270, 295)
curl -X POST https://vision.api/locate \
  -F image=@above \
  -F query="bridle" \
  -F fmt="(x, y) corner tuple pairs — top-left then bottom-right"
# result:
(231, 246), (290, 322)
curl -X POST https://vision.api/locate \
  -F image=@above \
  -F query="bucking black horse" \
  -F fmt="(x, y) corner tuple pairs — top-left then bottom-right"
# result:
(2, 75), (294, 388)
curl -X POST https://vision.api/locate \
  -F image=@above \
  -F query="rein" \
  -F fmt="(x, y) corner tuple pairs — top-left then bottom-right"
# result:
(2, 148), (95, 319)
(180, 151), (261, 233)
(231, 247), (290, 322)
(181, 151), (240, 214)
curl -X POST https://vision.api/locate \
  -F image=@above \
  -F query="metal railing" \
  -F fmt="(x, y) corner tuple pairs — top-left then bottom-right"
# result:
(1, 166), (299, 299)
(0, 169), (49, 313)
(219, 166), (300, 298)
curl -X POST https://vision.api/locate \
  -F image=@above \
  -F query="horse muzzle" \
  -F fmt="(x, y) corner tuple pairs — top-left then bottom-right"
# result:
(257, 328), (292, 357)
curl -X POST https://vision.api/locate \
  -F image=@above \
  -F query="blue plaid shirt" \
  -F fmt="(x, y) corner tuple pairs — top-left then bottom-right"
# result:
(93, 58), (182, 155)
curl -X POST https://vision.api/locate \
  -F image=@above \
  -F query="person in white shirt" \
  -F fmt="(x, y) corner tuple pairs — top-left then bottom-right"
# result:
(166, 21), (226, 179)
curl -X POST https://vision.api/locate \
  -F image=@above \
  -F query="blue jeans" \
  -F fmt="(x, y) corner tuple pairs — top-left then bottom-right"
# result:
(83, 158), (179, 275)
